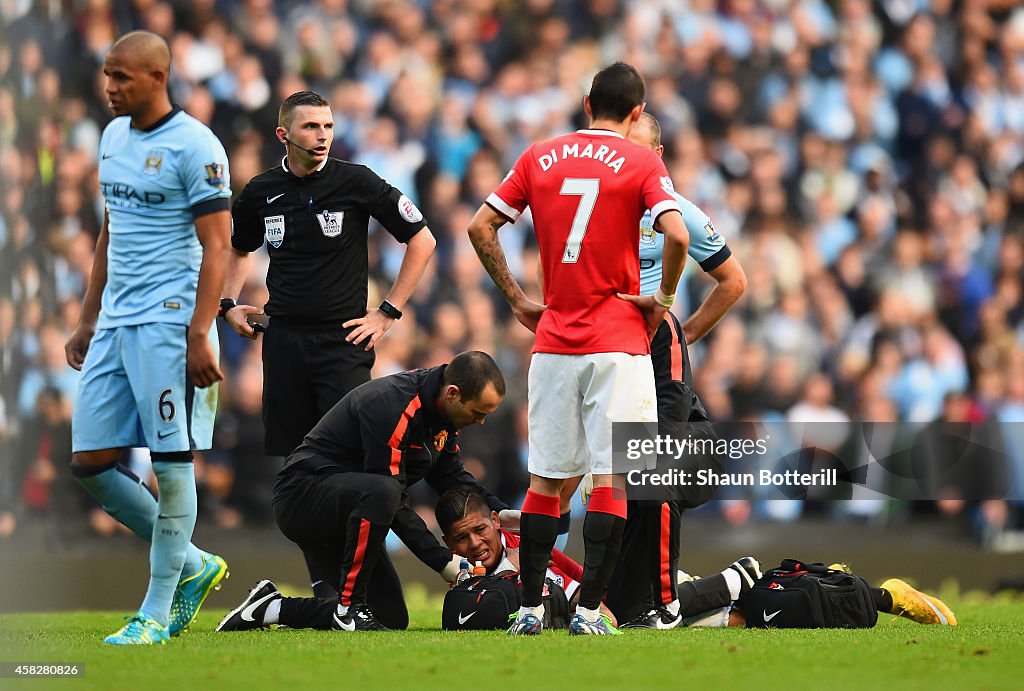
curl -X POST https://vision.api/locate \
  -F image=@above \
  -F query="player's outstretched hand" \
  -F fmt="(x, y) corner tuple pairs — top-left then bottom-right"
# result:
(187, 331), (224, 388)
(343, 309), (394, 351)
(617, 293), (667, 340)
(65, 324), (96, 371)
(225, 304), (263, 339)
(512, 298), (546, 333)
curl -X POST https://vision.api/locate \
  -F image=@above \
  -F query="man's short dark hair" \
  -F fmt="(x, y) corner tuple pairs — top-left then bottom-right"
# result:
(588, 63), (645, 122)
(436, 487), (490, 536)
(444, 350), (506, 401)
(279, 90), (329, 128)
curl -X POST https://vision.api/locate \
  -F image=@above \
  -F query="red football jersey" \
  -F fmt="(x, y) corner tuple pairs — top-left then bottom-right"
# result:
(499, 529), (581, 600)
(487, 129), (680, 355)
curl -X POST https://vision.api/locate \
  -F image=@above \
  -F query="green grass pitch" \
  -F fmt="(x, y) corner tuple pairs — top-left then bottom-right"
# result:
(1, 590), (1020, 690)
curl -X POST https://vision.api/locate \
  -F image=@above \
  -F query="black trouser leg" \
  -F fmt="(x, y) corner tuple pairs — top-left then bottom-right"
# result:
(365, 551), (409, 629)
(605, 500), (655, 623)
(274, 469), (402, 609)
(678, 573), (733, 617)
(652, 501), (681, 607)
(277, 550), (408, 630)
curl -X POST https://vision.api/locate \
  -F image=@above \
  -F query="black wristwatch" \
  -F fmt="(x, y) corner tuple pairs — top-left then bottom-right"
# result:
(378, 299), (403, 320)
(219, 298), (236, 319)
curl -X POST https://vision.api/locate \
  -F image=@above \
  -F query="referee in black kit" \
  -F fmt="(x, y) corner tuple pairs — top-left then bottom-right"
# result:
(216, 351), (510, 632)
(221, 91), (435, 596)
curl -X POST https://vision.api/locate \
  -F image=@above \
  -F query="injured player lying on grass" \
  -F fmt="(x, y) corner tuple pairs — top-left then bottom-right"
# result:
(217, 488), (955, 631)
(218, 488), (756, 632)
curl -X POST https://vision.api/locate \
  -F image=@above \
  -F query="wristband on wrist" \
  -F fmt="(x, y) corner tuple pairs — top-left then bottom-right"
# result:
(654, 287), (675, 308)
(379, 299), (403, 320)
(218, 298), (236, 319)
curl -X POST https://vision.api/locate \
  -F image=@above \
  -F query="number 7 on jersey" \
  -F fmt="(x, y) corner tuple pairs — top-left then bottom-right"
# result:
(560, 178), (599, 263)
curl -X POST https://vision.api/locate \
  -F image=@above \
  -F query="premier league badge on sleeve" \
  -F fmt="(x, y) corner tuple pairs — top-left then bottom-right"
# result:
(204, 163), (226, 189)
(264, 215), (285, 248)
(316, 210), (344, 238)
(397, 195), (424, 223)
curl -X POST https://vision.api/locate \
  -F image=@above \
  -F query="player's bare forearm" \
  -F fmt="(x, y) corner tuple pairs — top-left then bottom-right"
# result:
(343, 228), (436, 349)
(386, 227), (436, 310)
(467, 206), (528, 307)
(191, 210), (232, 336)
(654, 210), (689, 296)
(683, 255), (746, 344)
(66, 214), (109, 369)
(222, 248), (262, 339)
(222, 248), (251, 302)
(79, 213), (110, 327)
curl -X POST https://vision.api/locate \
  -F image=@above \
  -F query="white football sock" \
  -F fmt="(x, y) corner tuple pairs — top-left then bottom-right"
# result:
(518, 604), (544, 620)
(682, 606), (731, 628)
(665, 599), (680, 616)
(575, 605), (601, 622)
(722, 568), (742, 601)
(264, 599), (282, 625)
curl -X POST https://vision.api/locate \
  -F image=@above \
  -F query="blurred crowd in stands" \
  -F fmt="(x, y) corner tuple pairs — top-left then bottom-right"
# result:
(2, 0), (1024, 549)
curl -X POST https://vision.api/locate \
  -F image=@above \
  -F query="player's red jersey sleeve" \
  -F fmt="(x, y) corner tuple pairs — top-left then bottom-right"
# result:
(486, 148), (532, 222)
(639, 154), (682, 224)
(550, 547), (583, 584)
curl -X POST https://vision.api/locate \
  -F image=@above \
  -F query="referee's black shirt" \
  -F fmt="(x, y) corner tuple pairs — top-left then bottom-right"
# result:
(231, 157), (427, 324)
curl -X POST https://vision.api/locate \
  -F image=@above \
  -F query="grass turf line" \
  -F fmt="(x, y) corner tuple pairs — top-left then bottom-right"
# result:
(0, 595), (1020, 690)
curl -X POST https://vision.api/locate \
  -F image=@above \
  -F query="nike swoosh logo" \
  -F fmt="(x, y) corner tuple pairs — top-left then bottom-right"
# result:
(267, 193), (285, 204)
(457, 611), (476, 625)
(157, 429), (178, 440)
(763, 609), (782, 622)
(241, 591), (280, 622)
(101, 154), (114, 160)
(333, 613), (356, 631)
(655, 613), (681, 629)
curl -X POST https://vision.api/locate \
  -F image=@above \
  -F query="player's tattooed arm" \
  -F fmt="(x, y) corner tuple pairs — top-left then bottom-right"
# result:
(467, 204), (545, 332)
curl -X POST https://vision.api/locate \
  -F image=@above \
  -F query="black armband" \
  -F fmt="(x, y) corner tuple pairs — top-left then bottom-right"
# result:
(219, 298), (236, 319)
(379, 299), (403, 320)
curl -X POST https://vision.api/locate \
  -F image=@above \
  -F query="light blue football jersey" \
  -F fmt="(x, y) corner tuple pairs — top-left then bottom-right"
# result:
(96, 108), (230, 328)
(639, 190), (729, 297)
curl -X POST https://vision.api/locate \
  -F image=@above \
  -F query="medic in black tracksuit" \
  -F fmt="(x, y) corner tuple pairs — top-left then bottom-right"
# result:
(272, 363), (507, 629)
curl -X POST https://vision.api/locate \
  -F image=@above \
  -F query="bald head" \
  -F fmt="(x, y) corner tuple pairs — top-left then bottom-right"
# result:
(109, 31), (171, 74)
(103, 31), (173, 126)
(629, 112), (662, 151)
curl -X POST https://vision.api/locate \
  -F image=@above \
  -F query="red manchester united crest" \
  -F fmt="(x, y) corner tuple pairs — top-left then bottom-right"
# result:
(433, 430), (448, 451)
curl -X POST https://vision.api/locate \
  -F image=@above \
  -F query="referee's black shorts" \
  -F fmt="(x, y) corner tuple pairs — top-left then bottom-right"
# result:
(262, 319), (375, 456)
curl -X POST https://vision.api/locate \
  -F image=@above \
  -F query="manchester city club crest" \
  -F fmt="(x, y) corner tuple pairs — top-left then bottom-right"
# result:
(433, 429), (448, 452)
(143, 149), (164, 176)
(264, 215), (285, 248)
(640, 212), (655, 245)
(316, 209), (344, 238)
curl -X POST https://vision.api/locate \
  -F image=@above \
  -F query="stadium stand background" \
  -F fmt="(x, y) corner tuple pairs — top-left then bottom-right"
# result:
(2, 0), (1024, 605)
